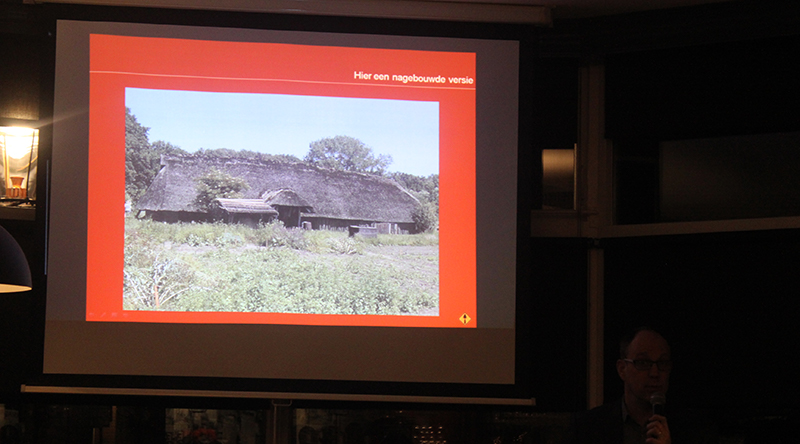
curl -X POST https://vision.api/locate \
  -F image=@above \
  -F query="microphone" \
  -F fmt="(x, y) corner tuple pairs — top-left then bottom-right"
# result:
(650, 392), (666, 417)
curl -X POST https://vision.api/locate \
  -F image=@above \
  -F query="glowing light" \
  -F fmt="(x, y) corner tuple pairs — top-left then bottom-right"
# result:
(1, 126), (38, 160)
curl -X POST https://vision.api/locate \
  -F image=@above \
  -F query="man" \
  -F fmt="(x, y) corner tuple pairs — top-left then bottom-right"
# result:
(564, 327), (676, 444)
(617, 328), (672, 444)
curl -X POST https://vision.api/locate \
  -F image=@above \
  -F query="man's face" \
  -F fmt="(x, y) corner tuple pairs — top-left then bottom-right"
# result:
(616, 330), (671, 405)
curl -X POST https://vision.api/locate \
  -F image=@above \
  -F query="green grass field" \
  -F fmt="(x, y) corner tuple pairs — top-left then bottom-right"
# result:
(124, 218), (439, 315)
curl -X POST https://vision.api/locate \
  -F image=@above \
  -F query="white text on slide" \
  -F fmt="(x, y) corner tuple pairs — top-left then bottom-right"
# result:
(354, 71), (474, 85)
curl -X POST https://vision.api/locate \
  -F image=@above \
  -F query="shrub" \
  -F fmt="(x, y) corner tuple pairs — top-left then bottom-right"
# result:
(124, 217), (438, 315)
(411, 201), (438, 233)
(194, 169), (249, 212)
(123, 247), (197, 310)
(251, 220), (308, 250)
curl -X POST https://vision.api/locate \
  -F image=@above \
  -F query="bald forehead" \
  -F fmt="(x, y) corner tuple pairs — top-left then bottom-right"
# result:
(626, 330), (670, 359)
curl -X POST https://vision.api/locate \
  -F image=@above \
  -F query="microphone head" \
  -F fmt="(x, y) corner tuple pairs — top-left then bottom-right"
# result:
(650, 392), (666, 406)
(650, 392), (666, 416)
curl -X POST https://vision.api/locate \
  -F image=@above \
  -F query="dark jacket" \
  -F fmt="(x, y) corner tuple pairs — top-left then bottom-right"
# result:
(563, 401), (623, 444)
(562, 399), (718, 444)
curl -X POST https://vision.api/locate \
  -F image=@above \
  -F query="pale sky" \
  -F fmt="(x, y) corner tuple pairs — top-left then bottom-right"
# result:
(125, 88), (440, 177)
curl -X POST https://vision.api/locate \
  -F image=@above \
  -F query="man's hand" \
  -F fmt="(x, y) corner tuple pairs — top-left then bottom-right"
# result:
(646, 415), (671, 444)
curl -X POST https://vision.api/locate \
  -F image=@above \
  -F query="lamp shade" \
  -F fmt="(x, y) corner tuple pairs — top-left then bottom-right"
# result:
(0, 224), (32, 293)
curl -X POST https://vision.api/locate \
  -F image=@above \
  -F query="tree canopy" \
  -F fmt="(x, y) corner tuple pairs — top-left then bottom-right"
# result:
(390, 172), (439, 209)
(194, 169), (250, 212)
(125, 108), (186, 205)
(392, 172), (439, 232)
(304, 135), (392, 175)
(195, 148), (301, 164)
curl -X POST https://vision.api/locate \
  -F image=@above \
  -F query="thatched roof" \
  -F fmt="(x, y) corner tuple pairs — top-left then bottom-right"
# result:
(261, 188), (312, 209)
(214, 199), (279, 215)
(137, 154), (419, 223)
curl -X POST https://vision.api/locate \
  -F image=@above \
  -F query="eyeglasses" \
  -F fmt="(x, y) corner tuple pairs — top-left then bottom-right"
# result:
(623, 359), (673, 372)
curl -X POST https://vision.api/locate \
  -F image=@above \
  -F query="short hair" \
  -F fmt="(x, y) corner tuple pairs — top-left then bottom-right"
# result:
(619, 326), (667, 359)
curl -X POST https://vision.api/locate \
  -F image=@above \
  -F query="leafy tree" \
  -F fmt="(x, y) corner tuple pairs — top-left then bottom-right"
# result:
(151, 140), (184, 154)
(391, 172), (439, 233)
(125, 108), (154, 204)
(194, 169), (250, 212)
(196, 147), (301, 164)
(390, 172), (439, 210)
(304, 135), (392, 175)
(411, 200), (438, 233)
(196, 147), (239, 158)
(125, 108), (186, 205)
(267, 153), (303, 163)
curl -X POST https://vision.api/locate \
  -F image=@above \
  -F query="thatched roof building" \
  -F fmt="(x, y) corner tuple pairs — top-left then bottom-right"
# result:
(261, 188), (312, 208)
(136, 154), (420, 232)
(212, 198), (279, 227)
(214, 199), (279, 215)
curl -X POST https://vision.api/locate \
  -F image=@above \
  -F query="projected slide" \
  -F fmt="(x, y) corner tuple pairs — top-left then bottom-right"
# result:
(45, 19), (519, 385)
(87, 35), (477, 327)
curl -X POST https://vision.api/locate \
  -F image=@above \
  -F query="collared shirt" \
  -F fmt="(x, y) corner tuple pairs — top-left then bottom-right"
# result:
(621, 399), (647, 444)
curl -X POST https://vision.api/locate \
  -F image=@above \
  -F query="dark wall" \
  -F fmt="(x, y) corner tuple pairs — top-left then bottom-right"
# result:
(526, 238), (587, 411)
(599, 0), (800, 418)
(606, 35), (800, 142)
(0, 3), (50, 397)
(604, 231), (800, 411)
(524, 50), (585, 412)
(604, 7), (800, 225)
(0, 219), (43, 393)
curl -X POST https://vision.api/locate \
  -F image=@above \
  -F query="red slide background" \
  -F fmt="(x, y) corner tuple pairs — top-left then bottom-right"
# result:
(87, 34), (476, 328)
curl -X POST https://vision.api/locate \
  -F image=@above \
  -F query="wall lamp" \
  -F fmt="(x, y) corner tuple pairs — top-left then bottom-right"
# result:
(0, 224), (32, 293)
(1, 126), (39, 207)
